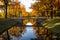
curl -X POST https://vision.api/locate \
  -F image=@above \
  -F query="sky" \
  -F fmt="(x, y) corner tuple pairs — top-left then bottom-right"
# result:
(26, 22), (33, 25)
(0, 10), (1, 12)
(19, 0), (36, 12)
(0, 0), (36, 12)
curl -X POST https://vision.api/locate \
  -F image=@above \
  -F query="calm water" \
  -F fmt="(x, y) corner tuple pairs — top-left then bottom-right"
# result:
(10, 27), (37, 40)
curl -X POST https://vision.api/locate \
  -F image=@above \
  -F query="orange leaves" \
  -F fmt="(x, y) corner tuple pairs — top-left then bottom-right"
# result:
(8, 26), (22, 36)
(23, 19), (28, 25)
(23, 19), (36, 25)
(29, 19), (36, 25)
(22, 13), (28, 16)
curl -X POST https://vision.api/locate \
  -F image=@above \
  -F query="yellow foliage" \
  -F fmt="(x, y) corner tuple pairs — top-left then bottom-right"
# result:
(0, 11), (5, 18)
(23, 19), (28, 25)
(7, 3), (27, 17)
(30, 19), (36, 25)
(30, 10), (37, 17)
(22, 13), (28, 16)
(0, 1), (3, 5)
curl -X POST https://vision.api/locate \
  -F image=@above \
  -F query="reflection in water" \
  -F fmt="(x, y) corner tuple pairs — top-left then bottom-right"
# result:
(0, 26), (55, 40)
(20, 27), (36, 40)
(10, 27), (37, 40)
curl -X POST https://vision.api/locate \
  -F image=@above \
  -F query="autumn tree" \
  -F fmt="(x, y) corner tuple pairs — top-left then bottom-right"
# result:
(54, 0), (60, 17)
(31, 0), (59, 18)
(0, 0), (12, 18)
(31, 1), (46, 17)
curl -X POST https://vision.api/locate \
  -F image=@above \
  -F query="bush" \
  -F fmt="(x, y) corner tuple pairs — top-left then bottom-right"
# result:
(56, 10), (60, 17)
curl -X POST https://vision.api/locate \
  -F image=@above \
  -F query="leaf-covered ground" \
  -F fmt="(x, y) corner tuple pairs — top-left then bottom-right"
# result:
(42, 18), (60, 36)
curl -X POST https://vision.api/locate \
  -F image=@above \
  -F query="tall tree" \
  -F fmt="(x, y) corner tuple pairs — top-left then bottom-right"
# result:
(0, 0), (11, 18)
(31, 0), (55, 18)
(31, 1), (46, 17)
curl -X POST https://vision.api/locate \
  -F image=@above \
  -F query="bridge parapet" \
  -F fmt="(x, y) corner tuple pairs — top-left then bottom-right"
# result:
(13, 17), (47, 27)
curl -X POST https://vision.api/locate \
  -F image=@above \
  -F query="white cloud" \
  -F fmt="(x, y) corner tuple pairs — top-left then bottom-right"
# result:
(19, 0), (36, 12)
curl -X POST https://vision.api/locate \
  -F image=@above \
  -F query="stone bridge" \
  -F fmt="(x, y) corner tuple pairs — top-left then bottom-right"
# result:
(0, 17), (47, 34)
(11, 17), (47, 26)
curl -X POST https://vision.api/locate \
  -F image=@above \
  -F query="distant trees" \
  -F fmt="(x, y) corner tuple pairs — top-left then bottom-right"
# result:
(31, 1), (46, 17)
(31, 0), (60, 18)
(0, 0), (23, 18)
(7, 2), (22, 18)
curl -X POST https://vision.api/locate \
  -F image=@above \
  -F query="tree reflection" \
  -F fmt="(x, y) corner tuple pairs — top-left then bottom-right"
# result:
(8, 26), (26, 40)
(33, 27), (53, 40)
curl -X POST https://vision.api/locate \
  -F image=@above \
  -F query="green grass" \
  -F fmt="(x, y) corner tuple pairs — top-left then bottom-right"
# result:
(42, 19), (60, 26)
(49, 25), (60, 36)
(42, 19), (60, 36)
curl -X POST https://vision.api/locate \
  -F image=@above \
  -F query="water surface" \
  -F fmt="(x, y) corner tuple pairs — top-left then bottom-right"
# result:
(11, 27), (37, 40)
(20, 27), (36, 40)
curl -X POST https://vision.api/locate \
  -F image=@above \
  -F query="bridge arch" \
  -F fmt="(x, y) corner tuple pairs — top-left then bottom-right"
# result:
(23, 19), (36, 26)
